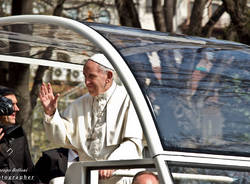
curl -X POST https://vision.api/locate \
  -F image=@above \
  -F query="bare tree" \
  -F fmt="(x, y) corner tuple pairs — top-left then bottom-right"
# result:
(112, 0), (250, 45)
(201, 3), (226, 37)
(187, 0), (209, 36)
(30, 0), (66, 108)
(222, 0), (250, 45)
(152, 0), (167, 32)
(115, 0), (141, 28)
(7, 0), (67, 142)
(10, 0), (34, 138)
(163, 0), (175, 33)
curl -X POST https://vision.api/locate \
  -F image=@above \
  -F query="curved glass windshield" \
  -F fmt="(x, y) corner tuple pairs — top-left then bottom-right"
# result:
(92, 23), (250, 156)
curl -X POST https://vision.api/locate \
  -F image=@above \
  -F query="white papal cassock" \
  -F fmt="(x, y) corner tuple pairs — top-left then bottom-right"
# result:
(43, 82), (143, 184)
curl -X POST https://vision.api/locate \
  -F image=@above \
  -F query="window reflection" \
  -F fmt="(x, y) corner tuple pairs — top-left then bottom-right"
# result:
(97, 24), (250, 156)
(124, 45), (250, 156)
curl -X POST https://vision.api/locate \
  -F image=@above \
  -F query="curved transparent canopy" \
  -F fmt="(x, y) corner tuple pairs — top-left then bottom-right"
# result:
(0, 23), (100, 64)
(89, 23), (250, 156)
(1, 21), (250, 157)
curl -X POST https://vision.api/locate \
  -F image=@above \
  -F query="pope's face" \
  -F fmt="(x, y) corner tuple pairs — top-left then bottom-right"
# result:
(0, 94), (19, 125)
(83, 60), (108, 96)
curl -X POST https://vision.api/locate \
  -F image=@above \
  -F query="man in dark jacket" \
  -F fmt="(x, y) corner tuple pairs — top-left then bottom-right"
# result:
(0, 86), (38, 184)
(34, 148), (79, 184)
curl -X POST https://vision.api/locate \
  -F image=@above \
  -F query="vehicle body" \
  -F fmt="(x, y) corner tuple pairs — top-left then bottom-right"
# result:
(0, 15), (250, 183)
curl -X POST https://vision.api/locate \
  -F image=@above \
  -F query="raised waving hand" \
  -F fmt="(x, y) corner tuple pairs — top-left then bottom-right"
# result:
(39, 83), (60, 116)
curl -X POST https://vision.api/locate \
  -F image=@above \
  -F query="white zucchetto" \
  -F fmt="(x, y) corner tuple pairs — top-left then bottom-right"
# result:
(89, 53), (114, 70)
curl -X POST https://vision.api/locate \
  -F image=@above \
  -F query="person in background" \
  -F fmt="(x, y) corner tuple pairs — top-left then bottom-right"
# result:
(33, 147), (78, 184)
(0, 86), (39, 184)
(132, 171), (159, 184)
(39, 53), (143, 184)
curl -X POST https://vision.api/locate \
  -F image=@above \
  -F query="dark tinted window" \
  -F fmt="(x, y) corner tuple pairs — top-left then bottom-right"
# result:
(94, 23), (250, 156)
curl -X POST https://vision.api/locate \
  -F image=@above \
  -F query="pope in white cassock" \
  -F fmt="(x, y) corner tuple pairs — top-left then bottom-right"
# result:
(39, 53), (143, 184)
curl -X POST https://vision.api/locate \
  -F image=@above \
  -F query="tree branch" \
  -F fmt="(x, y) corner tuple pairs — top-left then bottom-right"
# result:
(222, 0), (250, 45)
(63, 1), (115, 10)
(115, 0), (141, 28)
(202, 4), (226, 37)
(187, 0), (209, 36)
(152, 0), (167, 32)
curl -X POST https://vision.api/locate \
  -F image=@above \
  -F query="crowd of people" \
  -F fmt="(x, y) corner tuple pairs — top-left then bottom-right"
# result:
(0, 53), (159, 184)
